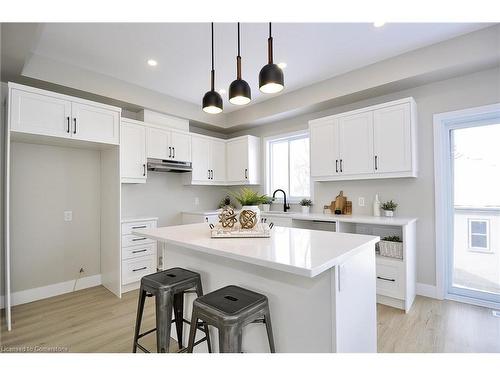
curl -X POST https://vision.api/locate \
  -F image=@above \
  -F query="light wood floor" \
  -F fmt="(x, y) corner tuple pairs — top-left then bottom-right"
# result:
(2, 286), (500, 353)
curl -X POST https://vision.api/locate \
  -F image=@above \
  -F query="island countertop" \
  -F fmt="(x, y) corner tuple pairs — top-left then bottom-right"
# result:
(133, 223), (379, 278)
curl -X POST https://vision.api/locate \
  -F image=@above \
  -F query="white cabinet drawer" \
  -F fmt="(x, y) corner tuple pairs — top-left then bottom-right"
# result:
(122, 243), (156, 260)
(122, 234), (155, 248)
(121, 220), (156, 235)
(122, 256), (156, 285)
(376, 261), (405, 299)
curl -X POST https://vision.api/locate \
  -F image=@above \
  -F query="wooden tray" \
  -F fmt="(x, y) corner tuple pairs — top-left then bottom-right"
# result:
(209, 222), (274, 238)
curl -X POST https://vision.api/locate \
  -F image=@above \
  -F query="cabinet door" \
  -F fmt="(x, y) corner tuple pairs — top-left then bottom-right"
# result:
(120, 122), (146, 183)
(210, 139), (226, 182)
(338, 112), (374, 175)
(226, 138), (248, 183)
(310, 120), (338, 177)
(191, 136), (210, 182)
(10, 88), (72, 138)
(71, 102), (119, 144)
(373, 103), (412, 173)
(171, 131), (192, 162)
(146, 127), (170, 159)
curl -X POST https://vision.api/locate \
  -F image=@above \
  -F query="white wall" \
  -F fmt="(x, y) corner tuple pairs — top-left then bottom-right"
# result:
(228, 67), (500, 287)
(10, 142), (101, 292)
(121, 172), (231, 227)
(0, 82), (6, 297)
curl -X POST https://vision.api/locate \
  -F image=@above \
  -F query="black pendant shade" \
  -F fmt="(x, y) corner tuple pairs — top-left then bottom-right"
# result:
(202, 23), (223, 114)
(229, 23), (251, 105)
(259, 22), (284, 94)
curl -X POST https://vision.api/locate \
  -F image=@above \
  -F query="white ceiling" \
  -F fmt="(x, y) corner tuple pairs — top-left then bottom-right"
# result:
(31, 23), (489, 113)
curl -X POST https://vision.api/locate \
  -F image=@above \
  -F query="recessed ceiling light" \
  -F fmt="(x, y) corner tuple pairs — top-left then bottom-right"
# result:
(147, 59), (158, 66)
(277, 62), (287, 69)
(218, 89), (226, 95)
(373, 21), (386, 28)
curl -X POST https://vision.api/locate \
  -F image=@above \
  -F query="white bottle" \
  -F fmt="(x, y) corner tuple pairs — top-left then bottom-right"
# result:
(373, 194), (381, 217)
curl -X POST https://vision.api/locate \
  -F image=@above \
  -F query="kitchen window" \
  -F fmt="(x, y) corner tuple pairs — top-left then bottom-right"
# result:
(265, 131), (310, 202)
(468, 218), (490, 252)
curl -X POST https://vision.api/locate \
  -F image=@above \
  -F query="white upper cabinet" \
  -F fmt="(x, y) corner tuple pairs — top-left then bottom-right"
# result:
(8, 83), (121, 145)
(121, 120), (147, 183)
(226, 135), (260, 185)
(146, 126), (191, 162)
(338, 111), (374, 175)
(373, 103), (412, 174)
(210, 139), (226, 182)
(190, 135), (226, 184)
(310, 119), (338, 177)
(309, 97), (417, 181)
(71, 102), (119, 144)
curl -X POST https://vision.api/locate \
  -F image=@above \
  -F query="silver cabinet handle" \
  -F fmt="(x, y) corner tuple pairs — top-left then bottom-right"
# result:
(210, 170), (213, 179)
(132, 266), (147, 272)
(172, 147), (175, 159)
(143, 164), (146, 176)
(377, 276), (395, 282)
(132, 237), (147, 242)
(168, 147), (172, 158)
(208, 169), (210, 179)
(131, 225), (147, 229)
(375, 155), (378, 170)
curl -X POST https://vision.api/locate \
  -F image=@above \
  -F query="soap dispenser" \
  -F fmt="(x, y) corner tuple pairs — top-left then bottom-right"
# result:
(373, 194), (381, 217)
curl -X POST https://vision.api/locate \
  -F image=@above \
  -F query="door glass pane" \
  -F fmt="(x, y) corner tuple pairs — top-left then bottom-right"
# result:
(451, 122), (500, 297)
(270, 141), (289, 196)
(289, 137), (310, 197)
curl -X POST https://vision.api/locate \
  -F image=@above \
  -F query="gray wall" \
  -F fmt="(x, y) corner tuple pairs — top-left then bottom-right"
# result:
(228, 67), (500, 287)
(10, 142), (101, 292)
(121, 172), (231, 227)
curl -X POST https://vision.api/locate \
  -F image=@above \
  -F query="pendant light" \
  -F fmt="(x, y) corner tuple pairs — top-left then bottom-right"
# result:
(202, 23), (223, 114)
(259, 22), (284, 94)
(229, 23), (251, 105)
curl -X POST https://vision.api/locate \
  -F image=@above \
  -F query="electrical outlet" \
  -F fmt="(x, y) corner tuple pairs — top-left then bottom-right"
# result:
(358, 197), (365, 207)
(64, 211), (73, 222)
(194, 197), (200, 206)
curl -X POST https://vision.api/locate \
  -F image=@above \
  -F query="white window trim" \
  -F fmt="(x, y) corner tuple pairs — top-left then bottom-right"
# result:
(467, 218), (490, 252)
(264, 130), (312, 204)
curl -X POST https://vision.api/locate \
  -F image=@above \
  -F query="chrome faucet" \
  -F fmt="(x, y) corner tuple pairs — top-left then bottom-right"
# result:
(272, 189), (290, 212)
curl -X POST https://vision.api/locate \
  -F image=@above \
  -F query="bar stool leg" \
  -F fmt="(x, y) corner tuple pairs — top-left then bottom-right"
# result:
(194, 280), (212, 353)
(263, 307), (276, 353)
(187, 307), (199, 353)
(219, 324), (242, 353)
(155, 291), (173, 353)
(132, 288), (147, 353)
(173, 292), (184, 349)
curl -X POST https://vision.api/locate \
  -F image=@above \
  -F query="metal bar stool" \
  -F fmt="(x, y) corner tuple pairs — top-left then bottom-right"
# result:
(187, 285), (275, 353)
(133, 267), (212, 353)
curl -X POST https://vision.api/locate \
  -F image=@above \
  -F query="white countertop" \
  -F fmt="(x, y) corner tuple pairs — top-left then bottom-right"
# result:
(261, 211), (417, 226)
(182, 210), (221, 215)
(133, 223), (379, 278)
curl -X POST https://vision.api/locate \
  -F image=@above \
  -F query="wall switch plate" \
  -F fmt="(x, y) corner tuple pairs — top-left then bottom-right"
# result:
(194, 197), (200, 206)
(64, 211), (73, 222)
(358, 197), (365, 207)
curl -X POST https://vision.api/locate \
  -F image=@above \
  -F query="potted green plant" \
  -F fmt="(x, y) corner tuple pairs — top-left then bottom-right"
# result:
(218, 195), (234, 209)
(261, 196), (274, 212)
(300, 198), (312, 214)
(380, 200), (398, 217)
(231, 188), (268, 227)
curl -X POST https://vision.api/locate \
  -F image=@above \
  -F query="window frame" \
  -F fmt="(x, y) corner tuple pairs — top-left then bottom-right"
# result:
(264, 130), (312, 204)
(467, 218), (491, 252)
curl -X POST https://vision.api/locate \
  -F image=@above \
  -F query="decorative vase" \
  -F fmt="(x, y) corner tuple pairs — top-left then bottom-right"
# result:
(239, 205), (261, 228)
(384, 210), (394, 217)
(301, 206), (310, 215)
(262, 204), (270, 212)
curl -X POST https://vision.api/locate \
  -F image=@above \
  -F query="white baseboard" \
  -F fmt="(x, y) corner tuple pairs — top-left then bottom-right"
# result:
(416, 282), (439, 299)
(0, 274), (102, 308)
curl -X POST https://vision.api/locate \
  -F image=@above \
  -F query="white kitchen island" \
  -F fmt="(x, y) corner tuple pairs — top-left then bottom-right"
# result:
(133, 223), (379, 353)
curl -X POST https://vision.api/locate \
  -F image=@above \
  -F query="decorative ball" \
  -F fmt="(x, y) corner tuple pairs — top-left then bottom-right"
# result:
(218, 207), (237, 228)
(239, 209), (257, 229)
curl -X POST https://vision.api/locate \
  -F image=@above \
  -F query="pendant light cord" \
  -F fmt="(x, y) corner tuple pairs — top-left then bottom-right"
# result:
(236, 22), (242, 79)
(210, 22), (215, 91)
(268, 22), (273, 64)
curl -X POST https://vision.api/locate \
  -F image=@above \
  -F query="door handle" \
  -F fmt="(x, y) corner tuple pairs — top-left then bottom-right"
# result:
(132, 237), (147, 241)
(211, 170), (214, 179)
(172, 147), (175, 159)
(208, 169), (210, 179)
(73, 118), (77, 134)
(143, 164), (146, 176)
(168, 147), (172, 158)
(132, 266), (147, 272)
(340, 159), (343, 173)
(336, 159), (338, 173)
(66, 116), (70, 133)
(377, 276), (396, 282)
(375, 155), (378, 171)
(131, 225), (147, 229)
(132, 249), (147, 254)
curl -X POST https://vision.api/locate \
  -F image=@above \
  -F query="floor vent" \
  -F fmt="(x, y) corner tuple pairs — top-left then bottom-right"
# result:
(493, 310), (500, 318)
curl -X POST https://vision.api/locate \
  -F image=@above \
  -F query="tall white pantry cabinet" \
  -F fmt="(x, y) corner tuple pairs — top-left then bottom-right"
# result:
(3, 83), (122, 331)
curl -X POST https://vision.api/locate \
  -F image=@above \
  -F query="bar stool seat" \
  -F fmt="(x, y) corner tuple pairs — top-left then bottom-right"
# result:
(187, 285), (275, 353)
(133, 267), (211, 353)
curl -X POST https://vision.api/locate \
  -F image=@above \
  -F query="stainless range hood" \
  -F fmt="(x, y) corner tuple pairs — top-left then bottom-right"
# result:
(147, 158), (192, 173)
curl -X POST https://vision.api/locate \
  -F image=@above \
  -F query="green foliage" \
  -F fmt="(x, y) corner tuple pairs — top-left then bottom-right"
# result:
(382, 236), (402, 242)
(262, 196), (275, 205)
(218, 195), (233, 209)
(381, 200), (398, 211)
(300, 198), (313, 207)
(231, 188), (269, 206)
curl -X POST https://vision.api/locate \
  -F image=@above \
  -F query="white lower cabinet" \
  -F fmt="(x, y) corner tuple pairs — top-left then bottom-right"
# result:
(121, 218), (158, 290)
